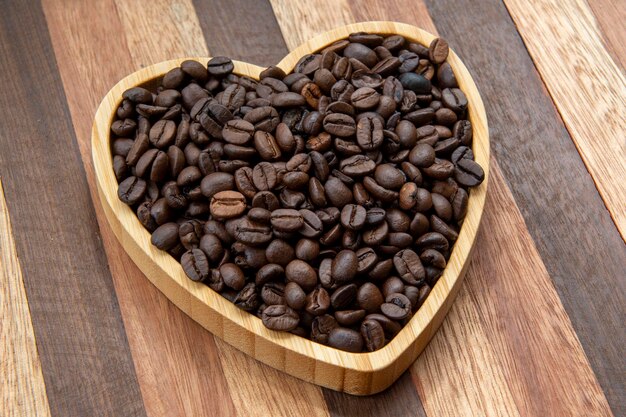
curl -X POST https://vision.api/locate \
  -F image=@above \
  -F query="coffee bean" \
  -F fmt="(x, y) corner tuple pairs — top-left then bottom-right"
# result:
(332, 250), (358, 282)
(428, 38), (449, 64)
(181, 249), (210, 282)
(252, 162), (277, 191)
(393, 249), (425, 285)
(323, 113), (356, 137)
(328, 327), (363, 352)
(151, 222), (179, 250)
(118, 176), (147, 205)
(340, 204), (367, 230)
(210, 190), (246, 219)
(112, 36), (485, 352)
(207, 56), (234, 76)
(357, 282), (384, 313)
(201, 172), (235, 199)
(455, 157), (484, 187)
(262, 304), (299, 331)
(361, 319), (385, 351)
(285, 281), (307, 310)
(381, 293), (412, 320)
(286, 259), (317, 292)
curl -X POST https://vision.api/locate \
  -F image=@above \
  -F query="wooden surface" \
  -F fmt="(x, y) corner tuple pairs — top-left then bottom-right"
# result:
(92, 22), (490, 395)
(503, 0), (626, 241)
(1, 0), (624, 415)
(0, 180), (52, 417)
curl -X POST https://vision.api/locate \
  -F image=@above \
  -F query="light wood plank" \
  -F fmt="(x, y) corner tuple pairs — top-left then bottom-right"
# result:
(587, 0), (626, 70)
(503, 0), (626, 240)
(270, 1), (614, 415)
(0, 180), (52, 417)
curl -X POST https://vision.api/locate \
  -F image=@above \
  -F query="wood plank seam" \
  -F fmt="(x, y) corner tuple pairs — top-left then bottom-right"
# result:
(501, 0), (626, 242)
(0, 178), (53, 417)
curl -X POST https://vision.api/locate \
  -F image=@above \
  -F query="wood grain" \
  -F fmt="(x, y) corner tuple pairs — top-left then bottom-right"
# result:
(41, 2), (238, 416)
(271, 1), (615, 414)
(0, 2), (146, 416)
(193, 0), (289, 67)
(0, 179), (52, 417)
(587, 0), (626, 69)
(503, 0), (626, 240)
(424, 0), (626, 412)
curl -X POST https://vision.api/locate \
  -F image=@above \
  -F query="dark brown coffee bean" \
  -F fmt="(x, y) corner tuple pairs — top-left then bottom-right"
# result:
(270, 209), (303, 232)
(455, 157), (485, 187)
(220, 263), (245, 290)
(374, 164), (405, 190)
(428, 38), (449, 64)
(247, 207), (271, 224)
(295, 238), (319, 261)
(284, 281), (307, 310)
(252, 162), (277, 191)
(299, 209), (323, 238)
(310, 314), (338, 344)
(340, 204), (367, 230)
(251, 191), (280, 211)
(362, 220), (389, 246)
(244, 106), (280, 132)
(332, 250), (358, 282)
(207, 56), (234, 76)
(382, 277), (405, 298)
(262, 304), (299, 331)
(431, 193), (453, 222)
(118, 176), (147, 205)
(200, 172), (235, 199)
(305, 287), (330, 316)
(324, 176), (353, 208)
(363, 176), (398, 202)
(423, 158), (455, 179)
(365, 207), (386, 225)
(356, 116), (384, 151)
(361, 319), (385, 351)
(357, 282), (384, 313)
(285, 259), (317, 292)
(181, 249), (210, 282)
(381, 292), (412, 320)
(328, 327), (363, 353)
(335, 309), (366, 326)
(451, 187), (468, 222)
(394, 249), (425, 285)
(309, 177), (327, 207)
(123, 87), (152, 104)
(323, 113), (356, 137)
(416, 232), (449, 252)
(253, 131), (282, 161)
(151, 222), (179, 250)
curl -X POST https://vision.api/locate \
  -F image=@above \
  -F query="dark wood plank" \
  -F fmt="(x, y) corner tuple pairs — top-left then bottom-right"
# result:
(423, 0), (626, 414)
(193, 0), (289, 67)
(0, 2), (147, 417)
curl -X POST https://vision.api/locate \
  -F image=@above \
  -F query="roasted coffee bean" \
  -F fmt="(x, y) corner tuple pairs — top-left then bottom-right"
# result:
(286, 259), (317, 291)
(455, 157), (485, 187)
(306, 287), (330, 316)
(332, 250), (358, 282)
(210, 191), (246, 219)
(151, 222), (179, 250)
(200, 172), (235, 199)
(381, 292), (412, 320)
(357, 282), (384, 313)
(118, 176), (147, 205)
(253, 131), (282, 160)
(311, 314), (338, 344)
(394, 249), (425, 285)
(112, 39), (485, 352)
(181, 249), (210, 282)
(323, 113), (356, 137)
(285, 281), (307, 310)
(361, 319), (385, 351)
(428, 37), (449, 64)
(340, 204), (367, 230)
(262, 305), (299, 331)
(328, 327), (363, 352)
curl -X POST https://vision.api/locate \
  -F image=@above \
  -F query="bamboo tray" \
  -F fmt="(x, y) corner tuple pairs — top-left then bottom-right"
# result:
(92, 21), (489, 395)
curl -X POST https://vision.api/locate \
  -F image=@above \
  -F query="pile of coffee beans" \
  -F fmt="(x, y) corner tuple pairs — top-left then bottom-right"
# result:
(111, 33), (484, 353)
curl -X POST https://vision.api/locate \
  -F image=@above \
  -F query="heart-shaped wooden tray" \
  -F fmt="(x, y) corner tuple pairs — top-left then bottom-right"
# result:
(92, 21), (489, 395)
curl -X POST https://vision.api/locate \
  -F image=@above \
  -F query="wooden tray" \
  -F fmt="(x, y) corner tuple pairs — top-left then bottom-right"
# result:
(92, 21), (489, 395)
